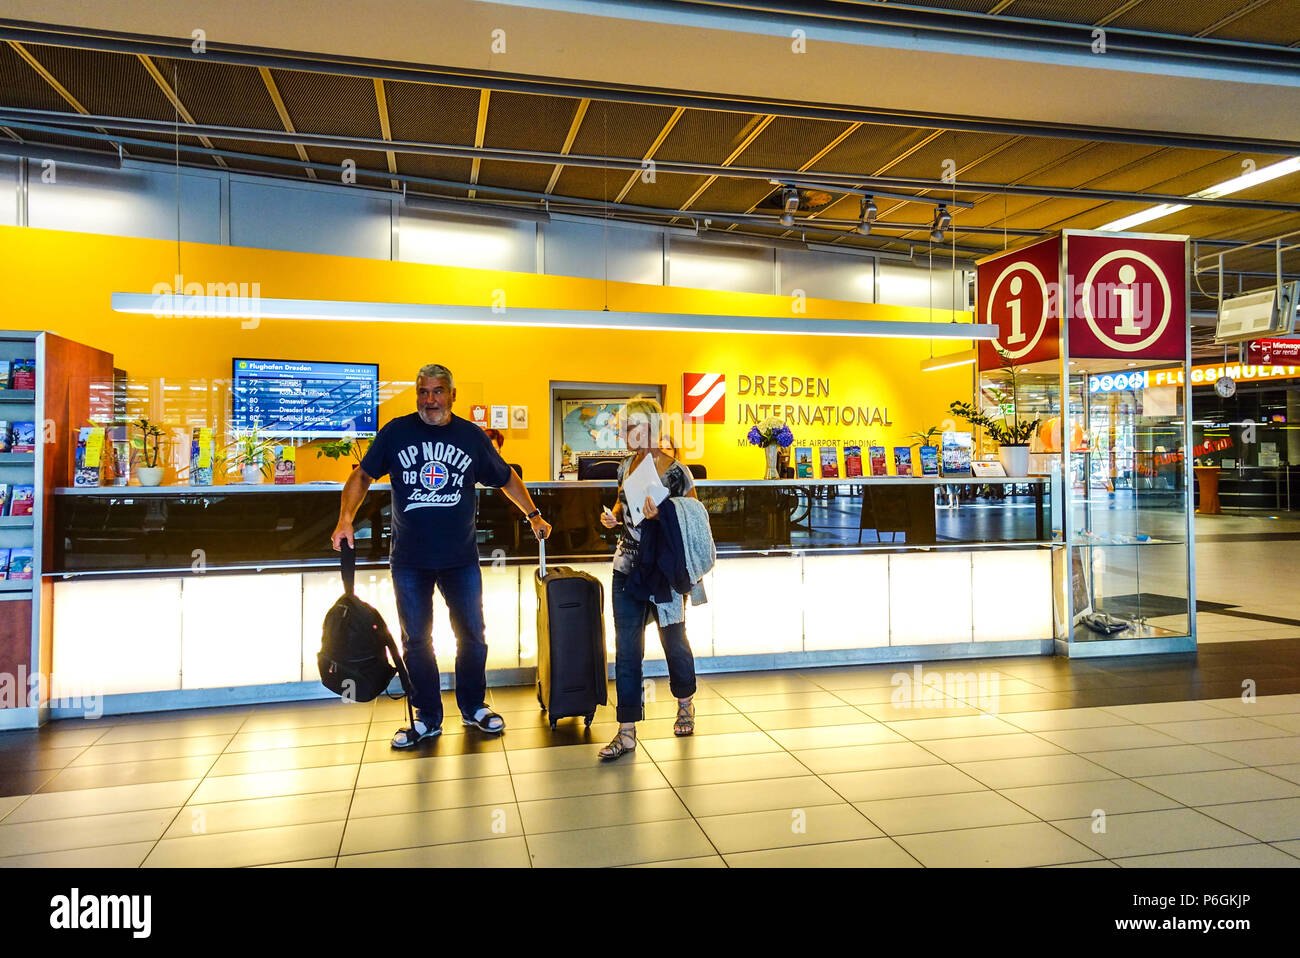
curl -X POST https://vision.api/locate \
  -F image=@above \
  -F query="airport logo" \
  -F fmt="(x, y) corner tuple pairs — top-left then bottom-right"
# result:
(683, 373), (725, 423)
(419, 460), (449, 491)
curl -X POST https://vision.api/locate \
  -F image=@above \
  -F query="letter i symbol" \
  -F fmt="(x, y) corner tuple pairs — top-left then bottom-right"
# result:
(1006, 275), (1025, 344)
(1115, 263), (1139, 336)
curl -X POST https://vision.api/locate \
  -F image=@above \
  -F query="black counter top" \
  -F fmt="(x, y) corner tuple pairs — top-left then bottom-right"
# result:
(51, 478), (1050, 577)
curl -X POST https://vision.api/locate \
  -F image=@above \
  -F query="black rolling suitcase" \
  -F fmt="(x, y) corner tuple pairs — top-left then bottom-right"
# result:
(535, 536), (607, 729)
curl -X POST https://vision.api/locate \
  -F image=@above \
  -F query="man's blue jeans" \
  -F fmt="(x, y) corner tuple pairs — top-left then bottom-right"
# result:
(390, 562), (487, 729)
(611, 570), (696, 723)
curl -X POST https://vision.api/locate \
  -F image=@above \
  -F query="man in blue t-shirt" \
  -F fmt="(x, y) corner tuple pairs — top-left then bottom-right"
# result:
(332, 363), (551, 748)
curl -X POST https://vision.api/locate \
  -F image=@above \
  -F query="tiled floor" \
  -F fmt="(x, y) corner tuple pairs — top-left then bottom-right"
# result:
(4, 637), (1300, 867)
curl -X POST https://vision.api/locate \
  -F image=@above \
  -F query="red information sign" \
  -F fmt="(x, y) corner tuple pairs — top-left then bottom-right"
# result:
(976, 236), (1061, 369)
(1247, 339), (1300, 364)
(1064, 232), (1187, 361)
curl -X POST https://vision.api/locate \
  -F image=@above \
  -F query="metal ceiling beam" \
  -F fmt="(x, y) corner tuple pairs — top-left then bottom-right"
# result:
(545, 97), (589, 194)
(650, 0), (1300, 69)
(1, 21), (1296, 155)
(258, 66), (314, 179)
(0, 117), (979, 258)
(468, 89), (490, 200)
(6, 39), (121, 153)
(373, 78), (397, 190)
(614, 106), (683, 204)
(727, 119), (860, 232)
(4, 107), (1296, 214)
(135, 54), (227, 169)
(676, 113), (774, 215)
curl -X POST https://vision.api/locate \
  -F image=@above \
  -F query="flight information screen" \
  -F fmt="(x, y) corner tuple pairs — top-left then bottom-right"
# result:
(231, 358), (379, 437)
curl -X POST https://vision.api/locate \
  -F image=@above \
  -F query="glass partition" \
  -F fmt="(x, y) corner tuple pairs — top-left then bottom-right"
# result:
(1062, 361), (1193, 644)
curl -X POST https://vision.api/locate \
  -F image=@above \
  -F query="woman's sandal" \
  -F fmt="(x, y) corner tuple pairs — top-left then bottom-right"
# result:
(674, 700), (695, 737)
(598, 727), (637, 760)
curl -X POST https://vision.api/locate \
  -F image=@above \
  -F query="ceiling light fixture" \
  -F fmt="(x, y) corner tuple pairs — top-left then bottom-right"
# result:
(769, 179), (973, 211)
(857, 196), (877, 235)
(1098, 156), (1300, 231)
(930, 205), (951, 243)
(920, 348), (979, 373)
(780, 187), (800, 227)
(113, 293), (998, 341)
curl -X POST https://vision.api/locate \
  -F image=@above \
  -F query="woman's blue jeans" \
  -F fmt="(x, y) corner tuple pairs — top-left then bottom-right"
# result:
(611, 570), (696, 723)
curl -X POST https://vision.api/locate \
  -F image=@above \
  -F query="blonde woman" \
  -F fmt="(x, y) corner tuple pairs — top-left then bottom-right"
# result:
(597, 398), (698, 759)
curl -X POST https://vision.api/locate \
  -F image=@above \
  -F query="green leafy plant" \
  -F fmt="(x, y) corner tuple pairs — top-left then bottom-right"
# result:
(949, 347), (1041, 446)
(906, 425), (943, 448)
(230, 426), (274, 477)
(315, 437), (369, 464)
(130, 417), (165, 468)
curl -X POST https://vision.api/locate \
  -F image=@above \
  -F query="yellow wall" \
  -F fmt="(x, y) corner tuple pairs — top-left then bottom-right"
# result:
(0, 225), (973, 482)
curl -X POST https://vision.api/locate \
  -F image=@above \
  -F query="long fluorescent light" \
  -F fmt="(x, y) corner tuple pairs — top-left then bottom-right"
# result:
(1, 141), (122, 170)
(920, 349), (978, 372)
(403, 193), (550, 223)
(112, 293), (995, 340)
(1098, 157), (1300, 231)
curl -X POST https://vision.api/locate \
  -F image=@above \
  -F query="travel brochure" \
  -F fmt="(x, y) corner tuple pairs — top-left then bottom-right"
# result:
(0, 547), (32, 581)
(778, 439), (972, 479)
(920, 445), (940, 476)
(794, 446), (813, 478)
(818, 445), (839, 478)
(941, 432), (973, 477)
(894, 447), (914, 476)
(868, 446), (888, 477)
(2, 484), (34, 516)
(190, 427), (215, 486)
(0, 359), (35, 391)
(843, 445), (863, 478)
(74, 426), (106, 487)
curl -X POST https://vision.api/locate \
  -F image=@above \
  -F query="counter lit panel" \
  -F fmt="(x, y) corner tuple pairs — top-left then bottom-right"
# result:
(302, 567), (525, 676)
(51, 579), (185, 697)
(802, 554), (890, 650)
(710, 555), (802, 656)
(971, 550), (1053, 642)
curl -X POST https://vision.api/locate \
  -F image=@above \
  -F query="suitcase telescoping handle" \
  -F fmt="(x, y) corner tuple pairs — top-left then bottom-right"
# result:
(340, 539), (356, 596)
(538, 533), (546, 578)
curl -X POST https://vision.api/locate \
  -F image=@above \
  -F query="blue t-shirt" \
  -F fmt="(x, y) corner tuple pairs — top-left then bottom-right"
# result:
(360, 412), (513, 568)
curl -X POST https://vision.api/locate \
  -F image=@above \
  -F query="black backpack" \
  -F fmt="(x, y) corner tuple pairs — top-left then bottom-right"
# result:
(319, 543), (416, 717)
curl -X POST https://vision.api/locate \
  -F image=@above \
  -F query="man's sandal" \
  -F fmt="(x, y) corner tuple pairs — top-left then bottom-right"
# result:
(463, 706), (506, 734)
(598, 728), (637, 760)
(673, 700), (695, 737)
(391, 720), (441, 749)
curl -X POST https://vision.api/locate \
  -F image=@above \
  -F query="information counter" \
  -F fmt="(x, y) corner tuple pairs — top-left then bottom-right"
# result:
(47, 478), (1054, 715)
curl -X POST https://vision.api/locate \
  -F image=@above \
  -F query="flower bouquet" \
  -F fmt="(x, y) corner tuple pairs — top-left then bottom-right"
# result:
(747, 417), (793, 479)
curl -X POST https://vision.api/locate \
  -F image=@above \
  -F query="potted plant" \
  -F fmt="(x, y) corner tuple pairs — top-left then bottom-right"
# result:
(315, 437), (369, 470)
(906, 425), (942, 448)
(949, 351), (1040, 477)
(130, 417), (166, 486)
(747, 417), (794, 479)
(231, 426), (274, 484)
